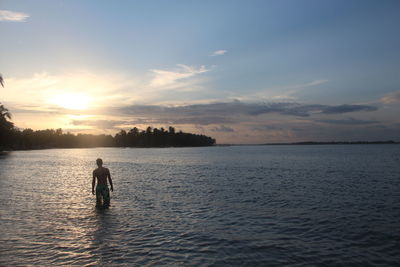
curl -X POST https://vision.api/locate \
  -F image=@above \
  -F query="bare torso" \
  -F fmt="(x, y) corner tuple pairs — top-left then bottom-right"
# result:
(93, 167), (110, 186)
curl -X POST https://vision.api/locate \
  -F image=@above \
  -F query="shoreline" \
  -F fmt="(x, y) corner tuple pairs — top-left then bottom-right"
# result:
(1, 141), (399, 152)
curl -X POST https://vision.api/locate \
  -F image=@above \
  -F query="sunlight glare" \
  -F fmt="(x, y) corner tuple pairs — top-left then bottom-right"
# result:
(51, 93), (91, 110)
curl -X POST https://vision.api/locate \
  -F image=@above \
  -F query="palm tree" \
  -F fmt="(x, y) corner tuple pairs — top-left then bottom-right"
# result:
(0, 104), (13, 131)
(0, 73), (11, 121)
(0, 104), (12, 121)
(0, 74), (14, 132)
(0, 103), (14, 150)
(0, 75), (19, 149)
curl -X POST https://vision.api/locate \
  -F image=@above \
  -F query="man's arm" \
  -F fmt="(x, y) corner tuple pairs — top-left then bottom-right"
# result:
(107, 168), (114, 192)
(92, 171), (96, 195)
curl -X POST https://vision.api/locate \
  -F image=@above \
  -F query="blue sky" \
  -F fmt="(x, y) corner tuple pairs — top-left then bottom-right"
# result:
(1, 0), (399, 143)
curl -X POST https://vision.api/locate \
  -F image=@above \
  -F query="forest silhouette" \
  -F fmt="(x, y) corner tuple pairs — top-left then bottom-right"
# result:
(0, 124), (216, 150)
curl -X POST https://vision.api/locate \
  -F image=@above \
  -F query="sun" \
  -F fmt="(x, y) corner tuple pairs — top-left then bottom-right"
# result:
(51, 93), (91, 110)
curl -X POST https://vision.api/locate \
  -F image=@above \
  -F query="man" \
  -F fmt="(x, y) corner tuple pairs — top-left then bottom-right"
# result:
(92, 158), (114, 207)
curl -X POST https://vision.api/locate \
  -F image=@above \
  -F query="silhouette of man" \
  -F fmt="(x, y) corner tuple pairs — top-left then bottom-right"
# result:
(92, 158), (114, 207)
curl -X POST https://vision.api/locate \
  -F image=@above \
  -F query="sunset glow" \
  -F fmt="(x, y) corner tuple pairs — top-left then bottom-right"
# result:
(50, 93), (91, 110)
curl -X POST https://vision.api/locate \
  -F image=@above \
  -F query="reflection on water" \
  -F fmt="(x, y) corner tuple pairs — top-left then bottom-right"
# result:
(0, 146), (400, 265)
(91, 208), (113, 265)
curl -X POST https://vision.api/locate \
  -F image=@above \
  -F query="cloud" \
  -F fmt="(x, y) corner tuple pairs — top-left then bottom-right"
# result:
(211, 50), (227, 56)
(130, 116), (234, 126)
(252, 125), (285, 131)
(163, 117), (233, 125)
(150, 64), (208, 88)
(71, 119), (126, 129)
(117, 101), (378, 118)
(381, 91), (400, 104)
(115, 101), (378, 125)
(0, 10), (30, 22)
(210, 125), (234, 132)
(316, 118), (379, 125)
(278, 79), (328, 91)
(238, 79), (329, 101)
(5, 103), (64, 115)
(320, 104), (377, 114)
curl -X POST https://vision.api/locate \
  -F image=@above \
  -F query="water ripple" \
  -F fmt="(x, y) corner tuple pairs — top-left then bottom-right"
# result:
(0, 145), (399, 265)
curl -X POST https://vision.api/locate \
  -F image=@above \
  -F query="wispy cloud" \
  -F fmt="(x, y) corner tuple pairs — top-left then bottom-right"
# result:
(277, 79), (328, 92)
(72, 119), (126, 130)
(150, 64), (208, 89)
(0, 10), (30, 22)
(381, 91), (400, 104)
(234, 79), (329, 102)
(267, 79), (328, 100)
(320, 104), (377, 114)
(211, 125), (234, 132)
(316, 117), (379, 125)
(211, 50), (227, 56)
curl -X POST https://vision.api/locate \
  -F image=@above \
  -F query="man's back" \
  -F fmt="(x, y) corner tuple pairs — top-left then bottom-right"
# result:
(93, 167), (110, 185)
(92, 158), (114, 208)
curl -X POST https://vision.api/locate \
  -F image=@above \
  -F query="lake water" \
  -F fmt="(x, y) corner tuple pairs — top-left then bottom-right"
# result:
(0, 145), (399, 265)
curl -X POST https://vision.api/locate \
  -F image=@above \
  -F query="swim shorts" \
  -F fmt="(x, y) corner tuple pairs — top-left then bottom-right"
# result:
(96, 184), (110, 206)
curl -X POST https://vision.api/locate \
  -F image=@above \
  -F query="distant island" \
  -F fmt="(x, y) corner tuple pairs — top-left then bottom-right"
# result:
(0, 126), (216, 150)
(261, 141), (399, 145)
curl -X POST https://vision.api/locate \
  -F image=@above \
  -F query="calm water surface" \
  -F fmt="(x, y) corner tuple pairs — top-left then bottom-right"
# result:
(0, 145), (399, 265)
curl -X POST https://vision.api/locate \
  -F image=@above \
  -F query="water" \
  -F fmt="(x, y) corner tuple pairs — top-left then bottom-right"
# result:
(0, 145), (399, 265)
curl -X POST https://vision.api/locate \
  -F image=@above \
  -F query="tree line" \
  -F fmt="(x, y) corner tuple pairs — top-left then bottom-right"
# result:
(114, 126), (215, 147)
(0, 102), (216, 150)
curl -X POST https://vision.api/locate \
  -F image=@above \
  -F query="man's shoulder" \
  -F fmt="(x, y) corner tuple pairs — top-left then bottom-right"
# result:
(94, 167), (109, 173)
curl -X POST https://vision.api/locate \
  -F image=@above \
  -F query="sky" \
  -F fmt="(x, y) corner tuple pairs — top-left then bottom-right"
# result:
(1, 0), (399, 144)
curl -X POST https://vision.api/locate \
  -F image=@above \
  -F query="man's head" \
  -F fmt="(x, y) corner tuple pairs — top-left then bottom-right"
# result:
(96, 158), (103, 167)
